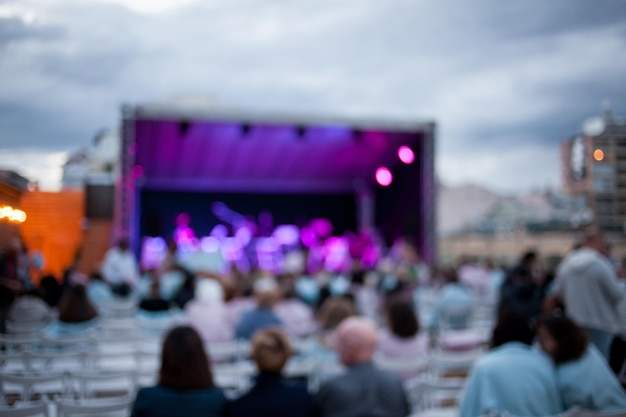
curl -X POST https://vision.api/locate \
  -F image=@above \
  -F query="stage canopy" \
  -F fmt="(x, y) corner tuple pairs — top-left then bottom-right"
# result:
(116, 104), (436, 263)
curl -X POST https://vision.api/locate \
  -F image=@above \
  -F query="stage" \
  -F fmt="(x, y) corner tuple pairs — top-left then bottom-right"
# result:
(115, 104), (436, 270)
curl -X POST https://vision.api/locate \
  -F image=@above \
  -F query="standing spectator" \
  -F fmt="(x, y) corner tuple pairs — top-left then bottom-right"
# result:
(101, 238), (140, 296)
(459, 311), (562, 417)
(314, 317), (410, 417)
(551, 229), (626, 359)
(226, 328), (314, 417)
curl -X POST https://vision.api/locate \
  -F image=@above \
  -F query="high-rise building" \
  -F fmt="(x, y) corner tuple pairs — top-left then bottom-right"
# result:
(561, 104), (626, 232)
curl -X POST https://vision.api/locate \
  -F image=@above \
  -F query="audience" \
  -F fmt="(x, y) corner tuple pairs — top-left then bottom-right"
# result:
(139, 281), (171, 313)
(274, 283), (318, 337)
(317, 296), (356, 332)
(551, 228), (626, 359)
(131, 326), (227, 417)
(39, 274), (63, 308)
(186, 279), (232, 342)
(377, 297), (428, 366)
(226, 328), (314, 417)
(86, 271), (114, 309)
(235, 277), (283, 340)
(535, 314), (626, 411)
(499, 250), (544, 318)
(428, 268), (473, 330)
(8, 288), (51, 324)
(459, 311), (562, 417)
(45, 284), (99, 336)
(101, 238), (140, 296)
(314, 316), (410, 417)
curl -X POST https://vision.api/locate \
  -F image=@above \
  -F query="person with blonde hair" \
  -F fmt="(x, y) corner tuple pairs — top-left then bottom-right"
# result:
(226, 328), (313, 417)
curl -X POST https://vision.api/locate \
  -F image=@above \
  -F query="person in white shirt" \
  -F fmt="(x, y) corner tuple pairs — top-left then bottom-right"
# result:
(551, 229), (626, 359)
(101, 238), (140, 296)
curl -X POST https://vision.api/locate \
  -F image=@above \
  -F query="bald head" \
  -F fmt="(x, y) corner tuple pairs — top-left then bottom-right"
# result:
(335, 317), (378, 366)
(582, 228), (606, 253)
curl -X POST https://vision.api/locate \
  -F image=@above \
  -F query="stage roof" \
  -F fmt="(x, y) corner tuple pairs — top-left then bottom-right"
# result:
(129, 105), (434, 193)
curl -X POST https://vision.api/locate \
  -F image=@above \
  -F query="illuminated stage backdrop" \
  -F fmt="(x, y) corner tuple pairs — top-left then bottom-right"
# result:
(116, 105), (436, 264)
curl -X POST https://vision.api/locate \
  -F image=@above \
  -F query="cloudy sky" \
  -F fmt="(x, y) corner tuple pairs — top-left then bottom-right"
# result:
(1, 0), (625, 192)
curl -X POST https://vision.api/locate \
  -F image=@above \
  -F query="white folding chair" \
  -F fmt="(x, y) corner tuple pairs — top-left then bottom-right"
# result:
(22, 350), (88, 373)
(98, 300), (137, 320)
(0, 402), (50, 417)
(55, 396), (132, 417)
(0, 371), (67, 405)
(204, 340), (249, 363)
(429, 348), (484, 378)
(6, 321), (48, 336)
(405, 374), (464, 415)
(374, 354), (429, 380)
(66, 369), (135, 400)
(212, 362), (254, 397)
(438, 305), (473, 331)
(0, 334), (42, 353)
(41, 333), (94, 353)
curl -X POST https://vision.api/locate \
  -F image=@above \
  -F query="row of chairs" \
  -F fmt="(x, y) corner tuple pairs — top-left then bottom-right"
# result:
(0, 396), (132, 417)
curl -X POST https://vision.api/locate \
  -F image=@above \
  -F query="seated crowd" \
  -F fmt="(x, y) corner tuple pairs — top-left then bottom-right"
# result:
(1, 234), (625, 417)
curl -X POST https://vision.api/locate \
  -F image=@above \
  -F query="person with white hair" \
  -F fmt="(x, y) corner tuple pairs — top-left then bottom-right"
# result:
(186, 279), (233, 343)
(235, 277), (283, 340)
(314, 316), (410, 417)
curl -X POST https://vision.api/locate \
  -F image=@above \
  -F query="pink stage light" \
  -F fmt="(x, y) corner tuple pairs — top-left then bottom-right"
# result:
(398, 146), (415, 164)
(132, 164), (144, 178)
(375, 167), (392, 186)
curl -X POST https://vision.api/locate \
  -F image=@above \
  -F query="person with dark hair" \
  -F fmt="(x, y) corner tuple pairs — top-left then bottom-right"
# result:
(536, 315), (626, 411)
(172, 267), (196, 309)
(378, 298), (428, 360)
(459, 311), (562, 417)
(226, 328), (314, 417)
(499, 250), (544, 318)
(44, 285), (99, 336)
(38, 274), (62, 308)
(131, 326), (226, 417)
(139, 281), (170, 313)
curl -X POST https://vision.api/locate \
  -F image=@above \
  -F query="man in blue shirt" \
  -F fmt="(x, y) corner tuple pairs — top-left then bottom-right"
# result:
(235, 277), (283, 340)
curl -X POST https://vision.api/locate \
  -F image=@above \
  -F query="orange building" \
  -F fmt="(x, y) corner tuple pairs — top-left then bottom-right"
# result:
(20, 190), (85, 281)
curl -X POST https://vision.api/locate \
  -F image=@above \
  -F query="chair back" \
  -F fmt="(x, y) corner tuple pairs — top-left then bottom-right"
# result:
(0, 402), (50, 417)
(56, 396), (132, 417)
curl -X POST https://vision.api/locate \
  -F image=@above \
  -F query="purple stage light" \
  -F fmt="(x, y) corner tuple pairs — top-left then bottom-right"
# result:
(200, 236), (220, 253)
(398, 146), (415, 164)
(375, 167), (392, 186)
(273, 225), (300, 246)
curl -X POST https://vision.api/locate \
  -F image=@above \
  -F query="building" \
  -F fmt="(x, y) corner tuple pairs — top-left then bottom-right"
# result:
(62, 129), (120, 189)
(561, 104), (626, 232)
(0, 170), (29, 250)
